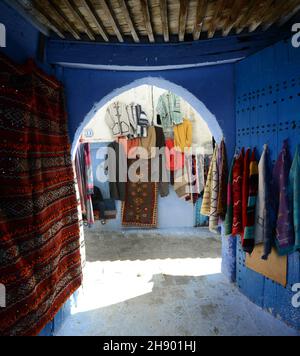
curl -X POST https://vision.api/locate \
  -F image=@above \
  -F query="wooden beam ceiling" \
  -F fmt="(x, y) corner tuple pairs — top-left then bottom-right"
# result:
(193, 0), (208, 41)
(159, 0), (169, 42)
(178, 0), (189, 42)
(14, 0), (300, 44)
(118, 0), (140, 43)
(140, 0), (155, 43)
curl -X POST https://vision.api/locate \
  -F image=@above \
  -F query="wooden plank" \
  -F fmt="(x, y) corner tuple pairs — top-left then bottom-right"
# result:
(193, 0), (208, 41)
(248, 0), (275, 33)
(236, 0), (260, 34)
(118, 0), (139, 43)
(278, 1), (300, 26)
(208, 0), (225, 38)
(140, 0), (155, 43)
(46, 0), (81, 40)
(31, 0), (65, 38)
(264, 0), (300, 30)
(159, 0), (169, 42)
(81, 0), (109, 42)
(61, 0), (95, 40)
(100, 0), (123, 42)
(223, 0), (247, 36)
(178, 0), (189, 42)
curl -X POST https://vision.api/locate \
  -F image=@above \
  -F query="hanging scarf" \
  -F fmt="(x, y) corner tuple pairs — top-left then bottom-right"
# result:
(83, 143), (94, 226)
(273, 140), (294, 256)
(254, 144), (276, 260)
(243, 149), (259, 254)
(195, 197), (209, 227)
(224, 156), (235, 236)
(232, 149), (244, 236)
(201, 146), (219, 232)
(289, 145), (300, 253)
(217, 139), (228, 220)
(242, 148), (251, 240)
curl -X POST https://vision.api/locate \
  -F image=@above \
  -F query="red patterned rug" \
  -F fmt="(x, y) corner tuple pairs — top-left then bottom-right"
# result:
(122, 160), (158, 228)
(0, 55), (82, 336)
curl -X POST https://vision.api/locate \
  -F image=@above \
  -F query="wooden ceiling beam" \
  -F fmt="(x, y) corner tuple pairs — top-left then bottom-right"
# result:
(45, 0), (81, 40)
(80, 0), (109, 42)
(248, 0), (275, 33)
(140, 0), (155, 43)
(223, 0), (247, 36)
(159, 0), (169, 42)
(193, 0), (208, 41)
(30, 0), (65, 38)
(279, 1), (300, 26)
(236, 0), (260, 34)
(118, 0), (139, 43)
(60, 0), (95, 41)
(100, 0), (123, 43)
(208, 0), (226, 38)
(263, 0), (300, 30)
(178, 0), (189, 42)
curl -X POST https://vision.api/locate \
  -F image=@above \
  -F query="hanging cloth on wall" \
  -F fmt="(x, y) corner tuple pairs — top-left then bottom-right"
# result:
(195, 197), (209, 227)
(254, 144), (275, 260)
(122, 159), (158, 228)
(224, 156), (236, 236)
(153, 126), (169, 198)
(165, 138), (185, 172)
(105, 101), (133, 138)
(273, 140), (294, 256)
(140, 126), (157, 159)
(242, 149), (259, 254)
(174, 118), (193, 153)
(217, 139), (228, 220)
(232, 149), (244, 236)
(0, 57), (82, 336)
(242, 148), (251, 240)
(289, 144), (300, 253)
(156, 91), (183, 137)
(201, 145), (219, 232)
(83, 143), (95, 225)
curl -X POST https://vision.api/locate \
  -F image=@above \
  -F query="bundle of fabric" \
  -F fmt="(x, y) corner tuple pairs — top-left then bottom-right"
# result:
(217, 140), (228, 220)
(273, 140), (294, 256)
(232, 149), (244, 236)
(75, 143), (94, 226)
(254, 144), (276, 260)
(0, 58), (82, 336)
(122, 159), (158, 228)
(289, 144), (300, 253)
(224, 156), (235, 236)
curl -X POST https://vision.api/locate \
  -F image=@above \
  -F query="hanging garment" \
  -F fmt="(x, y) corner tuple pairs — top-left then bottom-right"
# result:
(75, 144), (87, 216)
(156, 92), (183, 137)
(153, 126), (169, 198)
(165, 138), (185, 171)
(242, 148), (251, 239)
(232, 149), (244, 236)
(289, 145), (300, 253)
(140, 126), (157, 159)
(185, 154), (200, 204)
(196, 154), (205, 194)
(174, 118), (193, 153)
(254, 145), (275, 260)
(195, 197), (209, 227)
(201, 146), (219, 232)
(0, 58), (82, 336)
(174, 162), (189, 199)
(107, 141), (127, 201)
(122, 159), (158, 228)
(243, 149), (259, 254)
(118, 137), (141, 159)
(92, 186), (106, 220)
(127, 103), (149, 138)
(93, 143), (111, 200)
(273, 140), (294, 256)
(83, 143), (95, 225)
(217, 140), (228, 220)
(224, 156), (236, 236)
(105, 101), (134, 138)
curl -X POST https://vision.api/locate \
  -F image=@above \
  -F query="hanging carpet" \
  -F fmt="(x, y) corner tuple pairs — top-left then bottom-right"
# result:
(0, 57), (82, 336)
(122, 159), (158, 228)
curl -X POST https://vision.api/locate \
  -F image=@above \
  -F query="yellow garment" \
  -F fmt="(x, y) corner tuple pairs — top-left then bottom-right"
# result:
(174, 119), (192, 152)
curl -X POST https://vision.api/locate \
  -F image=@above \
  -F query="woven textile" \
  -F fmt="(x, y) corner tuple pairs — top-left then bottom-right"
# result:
(217, 140), (228, 220)
(0, 58), (82, 336)
(224, 157), (235, 236)
(122, 159), (158, 228)
(273, 140), (294, 256)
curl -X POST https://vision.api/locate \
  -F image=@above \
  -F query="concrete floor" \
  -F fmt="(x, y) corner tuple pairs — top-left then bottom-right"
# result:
(56, 228), (299, 336)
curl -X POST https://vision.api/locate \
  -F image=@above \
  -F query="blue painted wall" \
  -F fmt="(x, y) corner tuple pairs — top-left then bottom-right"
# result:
(235, 39), (300, 329)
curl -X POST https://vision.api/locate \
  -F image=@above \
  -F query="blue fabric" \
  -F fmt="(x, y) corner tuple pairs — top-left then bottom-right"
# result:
(195, 197), (209, 227)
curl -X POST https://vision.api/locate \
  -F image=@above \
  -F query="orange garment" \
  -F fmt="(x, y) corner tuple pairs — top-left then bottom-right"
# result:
(174, 119), (192, 152)
(118, 137), (141, 158)
(165, 138), (185, 172)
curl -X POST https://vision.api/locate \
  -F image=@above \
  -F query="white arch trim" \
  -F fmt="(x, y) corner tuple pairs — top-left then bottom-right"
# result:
(71, 77), (223, 159)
